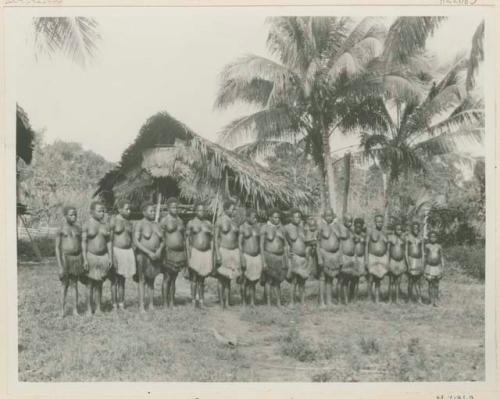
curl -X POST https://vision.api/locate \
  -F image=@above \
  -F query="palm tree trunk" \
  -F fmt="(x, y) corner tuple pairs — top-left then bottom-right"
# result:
(322, 130), (336, 212)
(382, 173), (393, 225)
(342, 152), (351, 217)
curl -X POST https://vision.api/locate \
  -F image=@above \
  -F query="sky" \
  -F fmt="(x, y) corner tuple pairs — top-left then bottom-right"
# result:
(7, 11), (484, 163)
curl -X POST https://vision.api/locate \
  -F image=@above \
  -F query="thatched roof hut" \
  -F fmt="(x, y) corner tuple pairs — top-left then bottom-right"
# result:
(17, 104), (36, 215)
(95, 111), (310, 213)
(17, 104), (35, 165)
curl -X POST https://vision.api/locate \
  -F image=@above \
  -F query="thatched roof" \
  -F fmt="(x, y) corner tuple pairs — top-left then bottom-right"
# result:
(95, 111), (310, 210)
(16, 104), (35, 165)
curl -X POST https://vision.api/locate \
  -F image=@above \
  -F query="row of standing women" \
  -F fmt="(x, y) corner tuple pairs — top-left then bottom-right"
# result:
(55, 198), (444, 316)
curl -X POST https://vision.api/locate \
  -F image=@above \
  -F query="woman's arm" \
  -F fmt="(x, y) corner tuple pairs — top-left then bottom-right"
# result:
(55, 228), (63, 276)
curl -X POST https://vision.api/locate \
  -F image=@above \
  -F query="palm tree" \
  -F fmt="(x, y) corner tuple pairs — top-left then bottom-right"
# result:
(33, 17), (100, 66)
(360, 59), (484, 220)
(360, 20), (485, 220)
(215, 16), (445, 212)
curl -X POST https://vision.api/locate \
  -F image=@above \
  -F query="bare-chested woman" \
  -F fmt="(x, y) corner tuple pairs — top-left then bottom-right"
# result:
(214, 200), (240, 308)
(82, 201), (112, 315)
(160, 197), (187, 308)
(109, 200), (136, 310)
(186, 203), (213, 308)
(365, 214), (389, 303)
(387, 223), (407, 304)
(406, 221), (424, 303)
(351, 217), (367, 301)
(133, 202), (164, 312)
(338, 215), (356, 304)
(238, 209), (262, 307)
(317, 209), (343, 307)
(284, 209), (309, 306)
(55, 205), (86, 317)
(260, 209), (288, 307)
(424, 231), (444, 307)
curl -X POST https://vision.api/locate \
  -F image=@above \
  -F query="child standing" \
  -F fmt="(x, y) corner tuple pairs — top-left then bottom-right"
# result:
(424, 231), (444, 307)
(406, 221), (424, 303)
(82, 201), (112, 315)
(388, 223), (407, 304)
(55, 205), (86, 317)
(109, 200), (136, 310)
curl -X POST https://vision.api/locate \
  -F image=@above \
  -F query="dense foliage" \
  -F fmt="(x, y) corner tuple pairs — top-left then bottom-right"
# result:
(17, 133), (114, 227)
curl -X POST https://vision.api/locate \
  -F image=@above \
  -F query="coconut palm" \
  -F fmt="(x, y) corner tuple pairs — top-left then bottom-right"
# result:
(360, 58), (484, 220)
(215, 16), (445, 211)
(33, 17), (100, 66)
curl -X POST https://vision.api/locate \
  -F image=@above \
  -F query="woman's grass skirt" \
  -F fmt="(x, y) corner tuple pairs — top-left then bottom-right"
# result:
(136, 251), (162, 281)
(318, 248), (342, 278)
(217, 247), (241, 280)
(262, 251), (287, 285)
(189, 247), (212, 278)
(243, 253), (262, 282)
(87, 252), (111, 281)
(113, 247), (136, 278)
(61, 253), (85, 282)
(408, 256), (424, 276)
(367, 252), (388, 279)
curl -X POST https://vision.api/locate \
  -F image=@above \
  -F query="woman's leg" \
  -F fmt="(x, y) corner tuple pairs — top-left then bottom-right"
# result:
(86, 281), (94, 315)
(265, 282), (271, 306)
(72, 277), (79, 315)
(95, 281), (103, 313)
(218, 278), (225, 308)
(299, 278), (306, 304)
(61, 279), (69, 317)
(275, 284), (282, 307)
(250, 282), (256, 307)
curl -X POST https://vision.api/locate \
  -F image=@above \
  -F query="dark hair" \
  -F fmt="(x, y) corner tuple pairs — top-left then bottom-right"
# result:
(63, 205), (77, 216)
(268, 208), (281, 218)
(246, 208), (257, 217)
(141, 201), (154, 212)
(166, 197), (179, 207)
(354, 217), (364, 226)
(374, 214), (384, 220)
(290, 208), (302, 217)
(412, 221), (421, 227)
(116, 199), (131, 211)
(223, 200), (235, 211)
(90, 200), (104, 211)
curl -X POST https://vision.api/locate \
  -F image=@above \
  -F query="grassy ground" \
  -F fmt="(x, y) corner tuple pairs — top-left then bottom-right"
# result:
(18, 258), (484, 382)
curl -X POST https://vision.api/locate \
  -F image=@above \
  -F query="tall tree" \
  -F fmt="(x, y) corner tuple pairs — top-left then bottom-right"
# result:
(215, 17), (445, 211)
(360, 58), (484, 220)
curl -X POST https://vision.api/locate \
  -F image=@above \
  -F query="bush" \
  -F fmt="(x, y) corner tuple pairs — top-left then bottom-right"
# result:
(280, 329), (317, 362)
(445, 244), (485, 281)
(18, 237), (55, 260)
(359, 337), (380, 355)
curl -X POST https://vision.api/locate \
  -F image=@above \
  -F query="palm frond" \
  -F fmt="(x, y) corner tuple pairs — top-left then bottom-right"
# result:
(427, 109), (484, 136)
(381, 17), (445, 64)
(217, 106), (299, 148)
(233, 139), (302, 159)
(466, 20), (485, 91)
(266, 17), (312, 73)
(214, 54), (298, 109)
(33, 17), (100, 66)
(414, 126), (483, 156)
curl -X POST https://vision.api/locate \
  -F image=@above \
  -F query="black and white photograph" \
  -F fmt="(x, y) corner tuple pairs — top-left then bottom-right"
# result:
(2, 2), (497, 396)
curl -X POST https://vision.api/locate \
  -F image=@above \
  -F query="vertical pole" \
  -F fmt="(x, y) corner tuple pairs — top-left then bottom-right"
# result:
(342, 152), (351, 218)
(155, 181), (162, 222)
